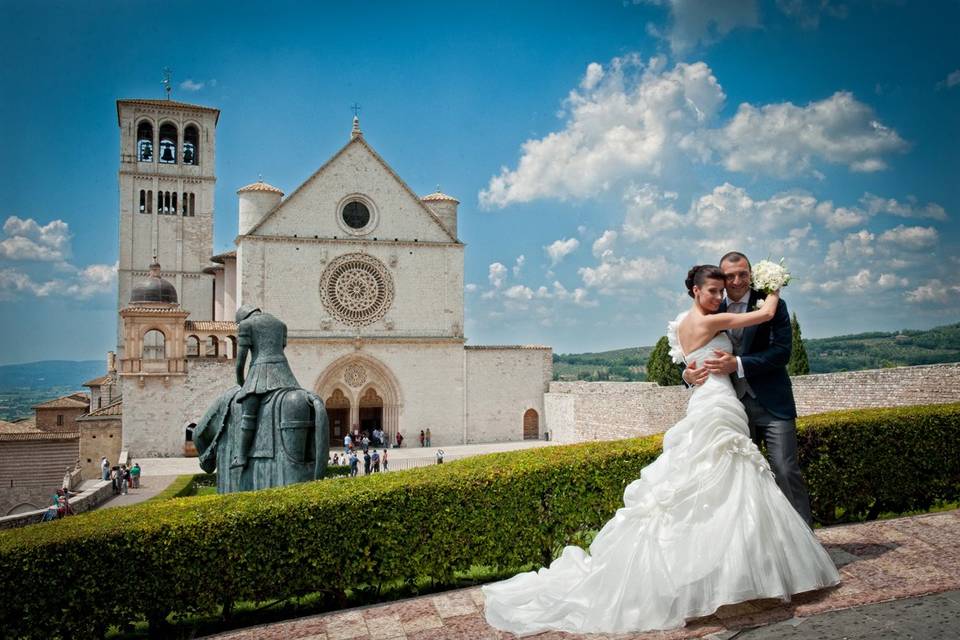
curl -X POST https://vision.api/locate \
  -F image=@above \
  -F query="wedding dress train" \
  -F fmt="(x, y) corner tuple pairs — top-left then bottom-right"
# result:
(482, 314), (840, 635)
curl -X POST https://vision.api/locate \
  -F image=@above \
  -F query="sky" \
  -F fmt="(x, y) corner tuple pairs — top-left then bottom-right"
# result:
(0, 0), (958, 364)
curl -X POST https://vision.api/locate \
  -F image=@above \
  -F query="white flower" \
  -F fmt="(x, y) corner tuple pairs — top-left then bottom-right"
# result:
(751, 258), (791, 295)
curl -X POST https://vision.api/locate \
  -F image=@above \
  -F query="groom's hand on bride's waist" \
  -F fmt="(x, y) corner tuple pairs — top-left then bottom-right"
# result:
(683, 361), (710, 386)
(704, 350), (738, 376)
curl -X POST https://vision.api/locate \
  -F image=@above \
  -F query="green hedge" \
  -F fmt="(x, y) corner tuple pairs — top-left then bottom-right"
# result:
(0, 403), (957, 638)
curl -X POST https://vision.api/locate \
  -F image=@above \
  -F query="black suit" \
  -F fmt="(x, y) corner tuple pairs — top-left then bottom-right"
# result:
(682, 290), (812, 525)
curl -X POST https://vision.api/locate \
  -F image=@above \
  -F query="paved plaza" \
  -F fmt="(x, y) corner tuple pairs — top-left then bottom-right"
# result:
(203, 510), (960, 640)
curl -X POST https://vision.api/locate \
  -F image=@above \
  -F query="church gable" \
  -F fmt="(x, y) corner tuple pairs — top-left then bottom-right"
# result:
(250, 136), (457, 243)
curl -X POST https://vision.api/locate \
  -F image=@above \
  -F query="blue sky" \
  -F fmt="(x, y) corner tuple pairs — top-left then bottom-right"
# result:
(1, 0), (958, 364)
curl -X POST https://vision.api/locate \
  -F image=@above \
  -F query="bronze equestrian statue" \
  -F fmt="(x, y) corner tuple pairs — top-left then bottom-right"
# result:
(193, 306), (329, 493)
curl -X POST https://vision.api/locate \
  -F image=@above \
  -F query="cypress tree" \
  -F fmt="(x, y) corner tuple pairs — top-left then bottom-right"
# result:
(788, 311), (810, 375)
(647, 336), (683, 386)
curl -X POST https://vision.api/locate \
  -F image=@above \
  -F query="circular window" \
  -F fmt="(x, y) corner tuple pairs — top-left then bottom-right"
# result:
(342, 201), (370, 229)
(320, 253), (394, 327)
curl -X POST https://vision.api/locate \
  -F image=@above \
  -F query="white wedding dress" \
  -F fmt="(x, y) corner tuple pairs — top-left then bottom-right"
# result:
(482, 312), (840, 636)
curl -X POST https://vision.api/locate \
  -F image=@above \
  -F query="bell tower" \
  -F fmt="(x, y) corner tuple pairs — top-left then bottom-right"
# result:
(115, 97), (220, 355)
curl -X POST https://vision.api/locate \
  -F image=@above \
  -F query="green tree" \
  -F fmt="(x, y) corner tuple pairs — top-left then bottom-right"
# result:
(647, 336), (683, 386)
(788, 312), (810, 375)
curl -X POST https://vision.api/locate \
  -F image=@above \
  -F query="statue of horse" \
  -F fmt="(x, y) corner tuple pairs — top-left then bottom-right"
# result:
(193, 386), (329, 493)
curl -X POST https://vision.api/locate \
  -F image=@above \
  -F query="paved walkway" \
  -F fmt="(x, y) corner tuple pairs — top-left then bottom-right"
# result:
(204, 509), (960, 640)
(92, 474), (180, 510)
(135, 440), (557, 477)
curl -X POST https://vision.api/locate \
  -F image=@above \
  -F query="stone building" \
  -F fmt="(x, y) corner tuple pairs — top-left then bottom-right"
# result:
(102, 99), (552, 457)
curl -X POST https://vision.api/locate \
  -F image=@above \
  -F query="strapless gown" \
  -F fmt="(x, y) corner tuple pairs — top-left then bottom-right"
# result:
(482, 313), (840, 635)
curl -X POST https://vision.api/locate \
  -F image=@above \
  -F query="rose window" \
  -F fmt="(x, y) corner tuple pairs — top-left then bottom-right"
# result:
(344, 363), (367, 388)
(320, 253), (394, 326)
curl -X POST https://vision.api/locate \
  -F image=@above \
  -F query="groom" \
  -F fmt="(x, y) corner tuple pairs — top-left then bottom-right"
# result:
(682, 251), (813, 526)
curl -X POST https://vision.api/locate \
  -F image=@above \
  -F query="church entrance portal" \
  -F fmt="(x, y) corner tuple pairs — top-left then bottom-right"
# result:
(326, 388), (350, 443)
(358, 387), (384, 442)
(523, 409), (539, 440)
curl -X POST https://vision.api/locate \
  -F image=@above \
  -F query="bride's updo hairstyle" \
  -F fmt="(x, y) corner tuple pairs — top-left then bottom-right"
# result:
(685, 265), (724, 298)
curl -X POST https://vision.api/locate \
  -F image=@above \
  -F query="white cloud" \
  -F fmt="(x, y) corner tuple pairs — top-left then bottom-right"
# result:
(696, 91), (907, 176)
(579, 255), (672, 291)
(938, 69), (960, 90)
(581, 62), (604, 90)
(503, 284), (534, 301)
(512, 254), (526, 277)
(636, 0), (760, 54)
(180, 79), (204, 92)
(0, 261), (117, 300)
(877, 273), (908, 289)
(860, 193), (948, 221)
(464, 283), (478, 293)
(622, 184), (684, 240)
(488, 262), (508, 289)
(0, 216), (71, 262)
(479, 55), (725, 207)
(878, 225), (938, 250)
(906, 279), (960, 304)
(545, 237), (580, 265)
(592, 230), (618, 259)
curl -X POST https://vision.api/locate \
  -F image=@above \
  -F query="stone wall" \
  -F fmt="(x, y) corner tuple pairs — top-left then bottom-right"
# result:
(78, 417), (122, 479)
(545, 363), (960, 443)
(121, 358), (235, 457)
(465, 346), (553, 443)
(0, 434), (79, 516)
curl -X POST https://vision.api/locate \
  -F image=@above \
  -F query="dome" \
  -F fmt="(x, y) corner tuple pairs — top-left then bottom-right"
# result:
(237, 180), (284, 195)
(130, 262), (178, 305)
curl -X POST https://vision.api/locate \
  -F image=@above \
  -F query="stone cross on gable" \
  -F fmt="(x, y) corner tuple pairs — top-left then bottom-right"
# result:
(351, 103), (361, 117)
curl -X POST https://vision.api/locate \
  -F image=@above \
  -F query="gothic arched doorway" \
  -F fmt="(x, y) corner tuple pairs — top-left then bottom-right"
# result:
(326, 388), (350, 443)
(523, 409), (539, 440)
(358, 387), (384, 439)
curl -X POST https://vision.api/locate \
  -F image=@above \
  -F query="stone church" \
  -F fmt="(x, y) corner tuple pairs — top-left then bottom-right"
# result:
(101, 98), (552, 457)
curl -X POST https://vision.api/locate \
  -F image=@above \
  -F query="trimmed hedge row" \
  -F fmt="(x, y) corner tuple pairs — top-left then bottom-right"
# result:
(0, 403), (957, 638)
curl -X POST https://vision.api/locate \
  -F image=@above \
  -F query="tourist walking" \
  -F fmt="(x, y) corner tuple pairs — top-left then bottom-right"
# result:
(436, 449), (444, 465)
(419, 430), (425, 447)
(382, 449), (388, 471)
(396, 431), (404, 448)
(100, 457), (110, 481)
(119, 465), (129, 495)
(344, 433), (352, 454)
(362, 435), (370, 453)
(363, 450), (371, 475)
(130, 462), (141, 488)
(371, 450), (380, 473)
(425, 428), (432, 447)
(349, 452), (359, 477)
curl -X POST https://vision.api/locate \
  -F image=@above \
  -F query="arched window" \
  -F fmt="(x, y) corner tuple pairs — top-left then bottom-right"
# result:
(139, 190), (146, 213)
(186, 335), (200, 357)
(164, 191), (171, 214)
(182, 192), (188, 216)
(189, 193), (196, 216)
(159, 123), (178, 164)
(183, 125), (199, 165)
(205, 336), (219, 357)
(172, 192), (177, 215)
(142, 329), (166, 360)
(157, 191), (163, 214)
(227, 335), (237, 359)
(137, 121), (154, 162)
(147, 190), (153, 214)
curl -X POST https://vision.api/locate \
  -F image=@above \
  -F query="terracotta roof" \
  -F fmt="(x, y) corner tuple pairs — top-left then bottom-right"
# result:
(210, 250), (236, 264)
(82, 374), (114, 387)
(0, 418), (38, 434)
(237, 180), (284, 195)
(185, 320), (237, 332)
(422, 191), (460, 203)
(83, 399), (123, 418)
(121, 305), (189, 315)
(116, 99), (221, 124)
(32, 393), (90, 410)
(0, 430), (80, 442)
(202, 264), (224, 275)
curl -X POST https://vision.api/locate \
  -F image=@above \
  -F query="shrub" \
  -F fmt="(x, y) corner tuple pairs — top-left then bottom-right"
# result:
(0, 402), (957, 638)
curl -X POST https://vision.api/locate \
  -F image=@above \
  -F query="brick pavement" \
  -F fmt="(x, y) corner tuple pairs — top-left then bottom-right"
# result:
(203, 509), (960, 640)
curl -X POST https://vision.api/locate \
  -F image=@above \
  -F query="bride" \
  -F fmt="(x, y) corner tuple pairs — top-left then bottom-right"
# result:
(482, 265), (840, 636)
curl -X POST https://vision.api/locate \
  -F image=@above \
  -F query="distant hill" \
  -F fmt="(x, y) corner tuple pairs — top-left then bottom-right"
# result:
(553, 321), (960, 381)
(0, 360), (104, 421)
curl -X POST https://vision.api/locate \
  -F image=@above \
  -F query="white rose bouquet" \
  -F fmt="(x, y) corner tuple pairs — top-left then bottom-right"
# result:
(751, 258), (791, 295)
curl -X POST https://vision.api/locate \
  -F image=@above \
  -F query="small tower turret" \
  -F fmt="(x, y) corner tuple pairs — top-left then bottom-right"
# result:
(237, 180), (284, 235)
(421, 187), (460, 239)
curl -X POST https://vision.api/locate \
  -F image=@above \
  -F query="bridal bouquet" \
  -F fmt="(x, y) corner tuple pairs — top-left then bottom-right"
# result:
(751, 258), (791, 295)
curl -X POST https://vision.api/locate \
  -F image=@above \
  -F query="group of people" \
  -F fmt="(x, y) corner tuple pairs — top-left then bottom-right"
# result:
(100, 457), (141, 495)
(419, 429), (432, 447)
(40, 488), (75, 522)
(331, 449), (389, 476)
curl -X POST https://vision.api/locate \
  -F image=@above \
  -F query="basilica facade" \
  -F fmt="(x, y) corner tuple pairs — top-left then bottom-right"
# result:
(107, 98), (551, 457)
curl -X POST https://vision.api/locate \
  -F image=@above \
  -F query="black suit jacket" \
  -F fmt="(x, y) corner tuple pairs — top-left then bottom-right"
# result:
(721, 290), (797, 420)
